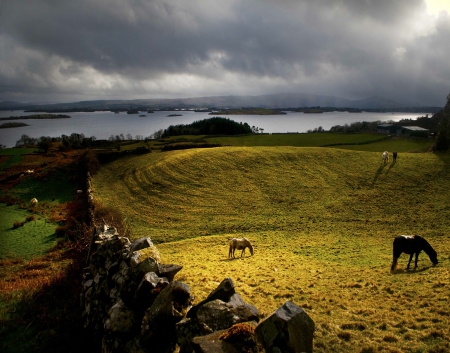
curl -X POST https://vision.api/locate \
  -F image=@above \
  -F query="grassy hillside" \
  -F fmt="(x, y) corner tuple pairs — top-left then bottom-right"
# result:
(94, 147), (450, 352)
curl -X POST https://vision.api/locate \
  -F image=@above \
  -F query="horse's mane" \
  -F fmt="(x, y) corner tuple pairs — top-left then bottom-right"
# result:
(416, 235), (437, 257)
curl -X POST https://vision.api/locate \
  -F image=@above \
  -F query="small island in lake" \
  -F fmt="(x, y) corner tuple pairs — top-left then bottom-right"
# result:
(0, 122), (29, 129)
(0, 114), (71, 121)
(209, 108), (286, 115)
(167, 114), (183, 117)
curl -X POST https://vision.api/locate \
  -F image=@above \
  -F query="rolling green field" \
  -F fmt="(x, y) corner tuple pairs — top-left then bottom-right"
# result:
(94, 144), (450, 352)
(0, 148), (37, 172)
(0, 204), (57, 259)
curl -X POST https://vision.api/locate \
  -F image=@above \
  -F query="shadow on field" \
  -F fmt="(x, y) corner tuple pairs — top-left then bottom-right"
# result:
(372, 165), (386, 185)
(221, 257), (251, 262)
(392, 266), (433, 275)
(372, 160), (397, 185)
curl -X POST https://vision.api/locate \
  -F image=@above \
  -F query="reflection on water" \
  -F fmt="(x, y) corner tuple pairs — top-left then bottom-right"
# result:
(0, 110), (428, 148)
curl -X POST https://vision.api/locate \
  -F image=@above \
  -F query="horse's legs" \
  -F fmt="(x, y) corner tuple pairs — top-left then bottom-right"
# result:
(407, 254), (414, 270)
(391, 257), (398, 271)
(241, 248), (245, 257)
(414, 252), (419, 269)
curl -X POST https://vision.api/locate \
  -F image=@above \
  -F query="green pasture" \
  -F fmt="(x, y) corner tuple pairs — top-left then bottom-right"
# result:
(332, 136), (433, 152)
(5, 170), (74, 204)
(0, 204), (57, 259)
(0, 169), (73, 260)
(0, 148), (37, 172)
(94, 145), (450, 352)
(153, 132), (434, 152)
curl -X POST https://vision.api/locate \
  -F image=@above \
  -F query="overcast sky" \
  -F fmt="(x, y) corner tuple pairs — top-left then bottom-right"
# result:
(1, 0), (449, 106)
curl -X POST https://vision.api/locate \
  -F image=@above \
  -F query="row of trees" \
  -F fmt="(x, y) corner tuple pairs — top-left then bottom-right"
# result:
(14, 132), (157, 151)
(162, 117), (254, 137)
(15, 133), (97, 152)
(107, 134), (155, 141)
(327, 120), (383, 134)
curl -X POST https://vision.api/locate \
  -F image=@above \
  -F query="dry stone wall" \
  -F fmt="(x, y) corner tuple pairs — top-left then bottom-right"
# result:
(81, 225), (315, 352)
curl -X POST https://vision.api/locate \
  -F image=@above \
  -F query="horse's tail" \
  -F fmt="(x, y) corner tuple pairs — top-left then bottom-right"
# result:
(391, 236), (402, 271)
(228, 239), (235, 258)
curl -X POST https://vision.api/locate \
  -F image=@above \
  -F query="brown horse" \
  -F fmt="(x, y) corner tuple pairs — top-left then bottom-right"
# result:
(391, 235), (438, 271)
(228, 237), (254, 258)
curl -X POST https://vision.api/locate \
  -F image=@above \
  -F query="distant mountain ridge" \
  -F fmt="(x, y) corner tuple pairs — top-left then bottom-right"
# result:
(0, 93), (442, 111)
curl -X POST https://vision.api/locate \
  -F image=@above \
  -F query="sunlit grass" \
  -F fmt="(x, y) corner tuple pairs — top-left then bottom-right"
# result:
(94, 146), (450, 352)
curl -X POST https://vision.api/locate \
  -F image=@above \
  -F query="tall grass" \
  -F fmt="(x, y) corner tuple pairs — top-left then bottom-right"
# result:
(94, 146), (450, 352)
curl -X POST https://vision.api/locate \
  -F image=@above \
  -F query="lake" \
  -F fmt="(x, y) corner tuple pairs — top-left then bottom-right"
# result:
(0, 110), (430, 148)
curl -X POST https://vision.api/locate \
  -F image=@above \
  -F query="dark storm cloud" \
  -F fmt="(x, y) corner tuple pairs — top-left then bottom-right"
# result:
(0, 0), (449, 105)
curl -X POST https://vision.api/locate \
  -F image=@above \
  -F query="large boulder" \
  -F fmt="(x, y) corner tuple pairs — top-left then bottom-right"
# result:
(177, 279), (259, 353)
(187, 278), (236, 319)
(133, 272), (169, 311)
(140, 281), (191, 352)
(196, 300), (259, 332)
(255, 301), (315, 353)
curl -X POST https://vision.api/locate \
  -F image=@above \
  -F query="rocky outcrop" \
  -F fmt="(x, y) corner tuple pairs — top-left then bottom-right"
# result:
(81, 225), (315, 352)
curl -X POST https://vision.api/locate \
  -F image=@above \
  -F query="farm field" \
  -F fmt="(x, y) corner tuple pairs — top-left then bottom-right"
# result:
(149, 132), (432, 152)
(93, 145), (450, 352)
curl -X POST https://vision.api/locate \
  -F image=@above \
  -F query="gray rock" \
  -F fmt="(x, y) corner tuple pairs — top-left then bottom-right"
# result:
(228, 293), (259, 319)
(105, 300), (135, 333)
(255, 301), (315, 353)
(178, 296), (258, 353)
(187, 278), (236, 319)
(133, 272), (169, 311)
(83, 279), (94, 290)
(129, 237), (153, 253)
(176, 317), (214, 353)
(158, 263), (183, 282)
(132, 256), (159, 276)
(196, 300), (259, 332)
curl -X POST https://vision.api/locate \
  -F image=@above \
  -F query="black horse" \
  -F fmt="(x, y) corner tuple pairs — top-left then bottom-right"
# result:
(391, 235), (438, 271)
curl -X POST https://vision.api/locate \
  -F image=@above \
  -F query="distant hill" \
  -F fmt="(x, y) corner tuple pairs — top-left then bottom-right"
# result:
(1, 93), (442, 112)
(0, 101), (33, 109)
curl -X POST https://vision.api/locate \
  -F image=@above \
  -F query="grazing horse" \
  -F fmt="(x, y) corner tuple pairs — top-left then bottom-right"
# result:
(228, 237), (254, 258)
(382, 151), (389, 164)
(391, 235), (438, 271)
(392, 151), (398, 162)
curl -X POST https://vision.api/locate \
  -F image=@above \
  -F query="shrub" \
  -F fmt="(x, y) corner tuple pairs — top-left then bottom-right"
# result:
(26, 215), (36, 222)
(13, 220), (25, 228)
